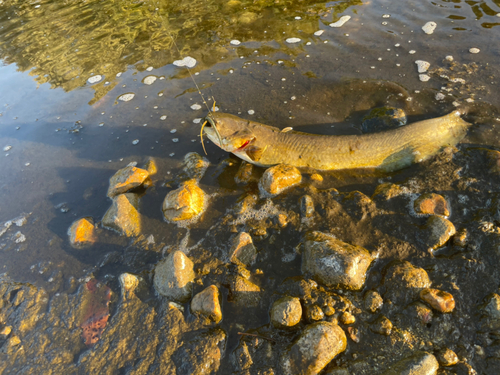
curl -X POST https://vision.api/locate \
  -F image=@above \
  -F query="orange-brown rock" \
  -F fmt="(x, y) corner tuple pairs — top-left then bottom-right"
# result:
(259, 164), (301, 196)
(414, 193), (449, 216)
(191, 285), (222, 323)
(68, 217), (96, 248)
(107, 166), (150, 197)
(102, 193), (141, 237)
(420, 288), (455, 313)
(162, 180), (206, 222)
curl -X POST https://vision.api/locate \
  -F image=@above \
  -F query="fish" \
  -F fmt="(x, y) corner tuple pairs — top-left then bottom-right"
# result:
(202, 110), (471, 172)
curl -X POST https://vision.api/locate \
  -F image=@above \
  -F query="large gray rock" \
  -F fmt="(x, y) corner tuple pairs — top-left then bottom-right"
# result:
(281, 321), (346, 375)
(107, 166), (149, 198)
(154, 251), (195, 302)
(381, 351), (439, 375)
(382, 261), (432, 305)
(172, 328), (226, 375)
(302, 232), (374, 290)
(102, 193), (141, 237)
(229, 232), (257, 266)
(270, 296), (302, 328)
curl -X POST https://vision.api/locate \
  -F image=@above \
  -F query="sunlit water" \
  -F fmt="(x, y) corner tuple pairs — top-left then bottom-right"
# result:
(0, 0), (500, 359)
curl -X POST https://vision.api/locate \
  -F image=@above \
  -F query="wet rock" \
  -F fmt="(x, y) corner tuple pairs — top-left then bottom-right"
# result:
(80, 279), (112, 346)
(281, 321), (347, 375)
(453, 228), (468, 247)
(153, 251), (195, 302)
(102, 193), (141, 237)
(0, 326), (12, 338)
(271, 296), (302, 328)
(414, 193), (449, 216)
(361, 107), (407, 133)
(325, 368), (350, 375)
(364, 290), (383, 313)
(181, 152), (209, 182)
(381, 351), (439, 375)
(231, 341), (253, 370)
(259, 164), (302, 196)
(173, 328), (227, 374)
(68, 217), (96, 248)
(479, 293), (500, 329)
(229, 276), (261, 307)
(370, 315), (393, 335)
(302, 231), (374, 290)
(486, 149), (500, 174)
(278, 213), (288, 228)
(423, 215), (456, 250)
(162, 180), (206, 222)
(437, 348), (459, 366)
(235, 161), (254, 184)
(119, 273), (139, 300)
(306, 304), (325, 322)
(229, 232), (257, 266)
(347, 326), (360, 343)
(107, 166), (149, 197)
(383, 261), (432, 305)
(191, 285), (222, 323)
(234, 194), (257, 215)
(420, 288), (455, 313)
(340, 311), (355, 325)
(301, 195), (315, 218)
(405, 302), (433, 325)
(144, 158), (157, 175)
(310, 173), (323, 182)
(372, 182), (405, 201)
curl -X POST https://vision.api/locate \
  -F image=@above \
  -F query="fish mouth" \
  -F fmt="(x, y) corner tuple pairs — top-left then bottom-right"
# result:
(202, 114), (222, 147)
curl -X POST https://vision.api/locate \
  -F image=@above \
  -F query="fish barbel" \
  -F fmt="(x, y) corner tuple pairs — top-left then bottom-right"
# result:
(202, 111), (471, 172)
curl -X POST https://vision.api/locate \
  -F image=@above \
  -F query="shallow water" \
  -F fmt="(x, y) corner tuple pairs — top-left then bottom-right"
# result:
(1, 0), (500, 372)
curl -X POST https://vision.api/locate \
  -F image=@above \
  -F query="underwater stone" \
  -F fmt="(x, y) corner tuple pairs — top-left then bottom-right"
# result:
(271, 296), (302, 328)
(181, 152), (209, 182)
(370, 315), (393, 336)
(364, 290), (384, 313)
(362, 107), (407, 133)
(436, 348), (459, 367)
(107, 166), (149, 198)
(229, 232), (257, 266)
(382, 261), (432, 305)
(281, 321), (346, 375)
(68, 217), (96, 248)
(259, 164), (301, 196)
(102, 193), (141, 237)
(191, 285), (222, 323)
(424, 215), (456, 250)
(414, 193), (449, 216)
(229, 276), (261, 307)
(162, 180), (206, 222)
(302, 231), (373, 290)
(381, 351), (439, 375)
(153, 251), (195, 302)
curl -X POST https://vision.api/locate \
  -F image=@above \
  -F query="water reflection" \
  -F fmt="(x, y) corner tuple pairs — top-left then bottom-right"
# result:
(0, 0), (362, 103)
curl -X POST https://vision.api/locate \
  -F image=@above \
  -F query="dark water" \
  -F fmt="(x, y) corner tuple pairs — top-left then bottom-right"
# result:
(1, 0), (500, 367)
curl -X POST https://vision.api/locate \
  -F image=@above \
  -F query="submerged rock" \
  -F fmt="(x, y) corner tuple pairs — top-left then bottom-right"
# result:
(361, 106), (407, 133)
(235, 161), (255, 184)
(301, 195), (315, 218)
(383, 261), (432, 305)
(423, 215), (456, 250)
(229, 232), (257, 266)
(162, 180), (206, 222)
(281, 321), (346, 375)
(271, 296), (302, 328)
(191, 285), (222, 323)
(181, 152), (209, 182)
(381, 351), (439, 375)
(370, 315), (393, 335)
(420, 288), (455, 313)
(259, 164), (302, 196)
(231, 342), (253, 371)
(414, 193), (449, 216)
(144, 158), (158, 175)
(229, 276), (261, 307)
(364, 290), (384, 313)
(68, 217), (96, 248)
(437, 348), (459, 367)
(102, 193), (141, 237)
(153, 251), (195, 302)
(107, 166), (149, 198)
(302, 231), (374, 290)
(172, 328), (226, 375)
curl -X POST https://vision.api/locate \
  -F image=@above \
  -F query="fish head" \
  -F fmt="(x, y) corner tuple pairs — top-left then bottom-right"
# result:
(203, 112), (255, 152)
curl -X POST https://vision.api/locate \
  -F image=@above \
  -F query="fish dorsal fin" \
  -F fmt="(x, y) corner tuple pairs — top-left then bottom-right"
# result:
(245, 145), (268, 162)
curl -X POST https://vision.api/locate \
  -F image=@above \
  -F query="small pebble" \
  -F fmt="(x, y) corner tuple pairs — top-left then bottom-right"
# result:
(445, 55), (454, 61)
(409, 50), (416, 54)
(3, 145), (12, 152)
(146, 66), (153, 71)
(329, 15), (351, 28)
(160, 115), (167, 120)
(193, 118), (202, 124)
(422, 21), (437, 34)
(435, 93), (445, 101)
(420, 288), (455, 313)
